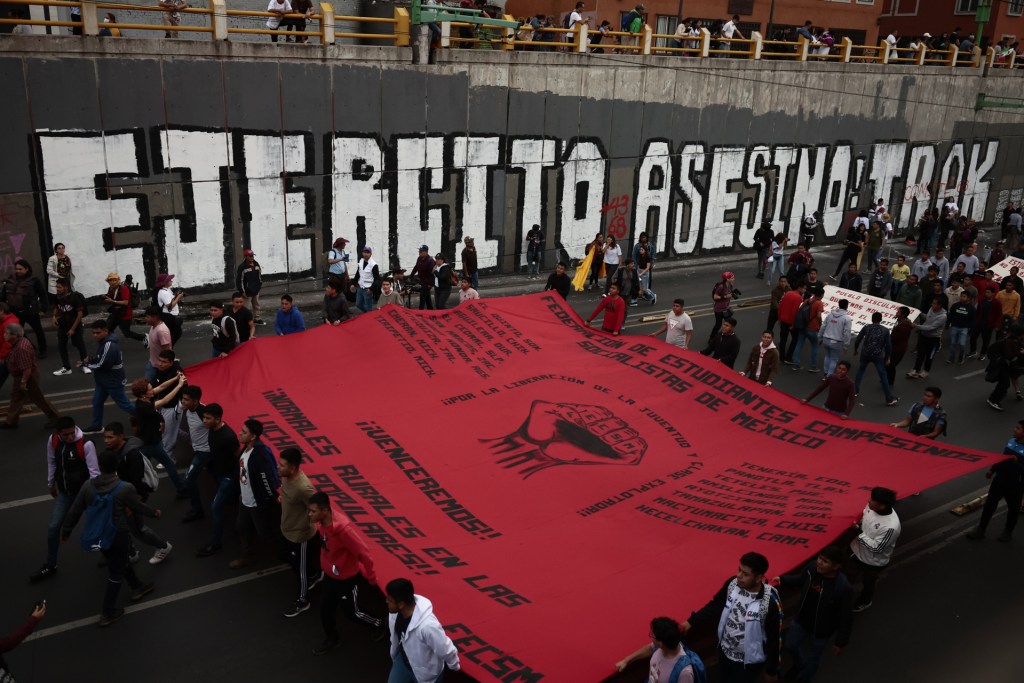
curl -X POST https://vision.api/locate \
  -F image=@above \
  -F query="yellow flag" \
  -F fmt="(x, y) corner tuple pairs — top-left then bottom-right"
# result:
(572, 250), (594, 291)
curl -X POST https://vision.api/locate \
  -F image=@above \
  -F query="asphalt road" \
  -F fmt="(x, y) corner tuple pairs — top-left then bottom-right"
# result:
(1, 248), (1022, 683)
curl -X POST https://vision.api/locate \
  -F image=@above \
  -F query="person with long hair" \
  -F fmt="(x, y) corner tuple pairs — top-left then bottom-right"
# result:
(602, 236), (622, 295)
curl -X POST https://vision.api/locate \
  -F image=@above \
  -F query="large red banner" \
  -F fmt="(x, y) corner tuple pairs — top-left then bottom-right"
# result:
(188, 293), (1000, 682)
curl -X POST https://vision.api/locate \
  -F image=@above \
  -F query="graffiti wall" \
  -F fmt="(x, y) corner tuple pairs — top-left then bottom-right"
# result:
(2, 45), (1024, 296)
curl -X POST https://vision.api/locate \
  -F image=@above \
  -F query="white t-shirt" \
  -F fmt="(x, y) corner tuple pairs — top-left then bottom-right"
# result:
(722, 20), (737, 39)
(664, 312), (693, 349)
(885, 33), (897, 47)
(604, 245), (622, 266)
(239, 448), (256, 508)
(568, 10), (582, 29)
(157, 287), (179, 316)
(267, 0), (292, 29)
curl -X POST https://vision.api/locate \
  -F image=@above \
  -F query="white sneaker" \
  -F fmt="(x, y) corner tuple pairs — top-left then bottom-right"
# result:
(81, 366), (92, 374)
(149, 542), (173, 565)
(52, 368), (73, 376)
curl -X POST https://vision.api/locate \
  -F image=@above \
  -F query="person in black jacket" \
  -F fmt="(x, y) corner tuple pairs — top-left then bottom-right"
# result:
(704, 317), (741, 369)
(231, 419), (282, 569)
(235, 249), (265, 324)
(753, 221), (774, 279)
(772, 546), (853, 682)
(968, 420), (1024, 541)
(543, 262), (572, 300)
(1, 259), (48, 357)
(196, 404), (240, 558)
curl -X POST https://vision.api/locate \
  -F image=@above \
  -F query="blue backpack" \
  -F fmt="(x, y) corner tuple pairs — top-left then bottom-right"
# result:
(669, 647), (708, 683)
(80, 481), (125, 552)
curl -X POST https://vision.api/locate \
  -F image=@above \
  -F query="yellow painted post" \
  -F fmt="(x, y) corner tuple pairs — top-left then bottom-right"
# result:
(394, 7), (410, 46)
(574, 21), (587, 53)
(502, 14), (516, 51)
(878, 40), (891, 64)
(698, 27), (710, 58)
(946, 45), (958, 67)
(796, 35), (809, 62)
(984, 46), (994, 68)
(915, 43), (926, 66)
(641, 24), (652, 55)
(212, 0), (228, 40)
(440, 21), (450, 48)
(1010, 49), (1017, 69)
(840, 36), (852, 63)
(750, 31), (762, 60)
(320, 3), (334, 45)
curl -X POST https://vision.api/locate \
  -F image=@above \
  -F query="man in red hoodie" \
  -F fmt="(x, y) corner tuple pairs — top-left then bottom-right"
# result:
(0, 302), (20, 389)
(776, 282), (806, 363)
(585, 282), (626, 335)
(307, 491), (386, 656)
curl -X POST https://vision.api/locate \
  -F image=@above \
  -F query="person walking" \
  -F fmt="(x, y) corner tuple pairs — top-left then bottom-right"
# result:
(385, 577), (462, 683)
(307, 490), (386, 655)
(853, 312), (898, 406)
(709, 271), (736, 342)
(235, 249), (265, 324)
(230, 419), (281, 569)
(602, 236), (622, 295)
(968, 420), (1024, 542)
(753, 221), (774, 279)
(195, 403), (240, 558)
(906, 298), (947, 379)
(1, 259), (48, 358)
(102, 273), (145, 343)
(1, 323), (60, 430)
(130, 376), (188, 496)
(819, 299), (852, 377)
(79, 320), (134, 434)
(61, 450), (160, 627)
(45, 242), (74, 308)
(846, 487), (901, 612)
(50, 278), (89, 377)
(278, 447), (323, 617)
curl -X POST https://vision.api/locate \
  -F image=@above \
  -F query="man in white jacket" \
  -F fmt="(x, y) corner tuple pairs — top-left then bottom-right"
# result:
(820, 299), (852, 376)
(386, 578), (461, 682)
(847, 486), (901, 613)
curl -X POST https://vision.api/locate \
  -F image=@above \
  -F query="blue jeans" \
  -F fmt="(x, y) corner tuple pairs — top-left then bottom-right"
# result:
(140, 441), (185, 493)
(855, 356), (894, 402)
(469, 272), (479, 290)
(388, 654), (445, 683)
(890, 280), (904, 300)
(185, 450), (211, 515)
(639, 271), (654, 300)
(527, 247), (542, 275)
(144, 361), (157, 384)
(46, 491), (73, 567)
(948, 326), (969, 361)
(209, 476), (237, 547)
(784, 620), (830, 682)
(91, 380), (135, 428)
(766, 254), (784, 286)
(792, 329), (819, 368)
(821, 338), (844, 376)
(356, 287), (374, 313)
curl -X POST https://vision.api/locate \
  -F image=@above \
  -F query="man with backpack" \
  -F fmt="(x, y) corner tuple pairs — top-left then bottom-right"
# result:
(31, 416), (99, 582)
(615, 616), (706, 682)
(853, 312), (898, 406)
(563, 2), (588, 48)
(788, 291), (824, 372)
(61, 449), (160, 627)
(681, 552), (782, 683)
(209, 302), (240, 358)
(102, 272), (145, 343)
(235, 248), (265, 325)
(104, 421), (173, 566)
(771, 546), (853, 682)
(621, 3), (645, 49)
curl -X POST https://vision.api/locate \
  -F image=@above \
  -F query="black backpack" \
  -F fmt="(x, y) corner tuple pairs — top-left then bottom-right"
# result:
(859, 325), (887, 359)
(562, 13), (573, 28)
(793, 300), (812, 330)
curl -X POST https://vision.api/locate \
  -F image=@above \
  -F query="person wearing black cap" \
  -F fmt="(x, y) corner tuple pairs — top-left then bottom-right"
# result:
(235, 249), (264, 325)
(411, 246), (435, 310)
(433, 254), (454, 310)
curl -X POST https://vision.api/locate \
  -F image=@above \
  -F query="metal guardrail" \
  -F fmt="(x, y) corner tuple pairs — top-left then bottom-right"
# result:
(0, 0), (411, 46)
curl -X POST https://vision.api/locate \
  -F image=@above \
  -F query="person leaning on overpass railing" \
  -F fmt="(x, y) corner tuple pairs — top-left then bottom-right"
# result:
(159, 0), (189, 39)
(620, 3), (644, 50)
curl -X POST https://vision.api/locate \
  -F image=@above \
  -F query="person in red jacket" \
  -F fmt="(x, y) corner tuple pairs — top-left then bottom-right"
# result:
(585, 282), (626, 335)
(307, 491), (386, 656)
(1, 602), (45, 680)
(0, 302), (20, 389)
(776, 282), (806, 363)
(969, 287), (1004, 361)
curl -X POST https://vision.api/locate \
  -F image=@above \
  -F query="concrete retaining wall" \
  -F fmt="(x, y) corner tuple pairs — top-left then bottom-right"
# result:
(1, 36), (1023, 295)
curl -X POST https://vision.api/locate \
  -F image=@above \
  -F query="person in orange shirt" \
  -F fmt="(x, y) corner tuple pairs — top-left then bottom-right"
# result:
(996, 280), (1021, 324)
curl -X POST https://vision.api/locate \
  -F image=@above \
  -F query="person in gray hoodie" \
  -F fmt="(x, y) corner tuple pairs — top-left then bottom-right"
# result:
(820, 299), (853, 376)
(907, 298), (948, 379)
(61, 449), (160, 627)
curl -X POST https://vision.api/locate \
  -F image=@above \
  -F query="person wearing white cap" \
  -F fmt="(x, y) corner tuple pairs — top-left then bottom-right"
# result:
(355, 246), (380, 313)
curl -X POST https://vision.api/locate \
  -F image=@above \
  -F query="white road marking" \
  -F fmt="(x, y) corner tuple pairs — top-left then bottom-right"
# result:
(0, 495), (52, 510)
(954, 369), (986, 380)
(25, 564), (290, 641)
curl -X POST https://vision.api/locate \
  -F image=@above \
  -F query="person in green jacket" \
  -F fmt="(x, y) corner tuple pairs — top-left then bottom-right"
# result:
(896, 274), (922, 311)
(621, 3), (645, 49)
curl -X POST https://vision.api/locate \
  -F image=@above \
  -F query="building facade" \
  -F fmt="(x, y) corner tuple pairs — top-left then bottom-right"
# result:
(880, 0), (1024, 47)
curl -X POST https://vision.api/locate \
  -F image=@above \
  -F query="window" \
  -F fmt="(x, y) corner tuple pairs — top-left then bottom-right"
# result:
(654, 15), (676, 48)
(887, 0), (919, 15)
(956, 0), (979, 14)
(1010, 0), (1024, 17)
(856, 0), (875, 5)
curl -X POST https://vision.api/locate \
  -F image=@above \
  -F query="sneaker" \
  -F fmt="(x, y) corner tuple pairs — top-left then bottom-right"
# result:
(967, 352), (978, 359)
(182, 511), (205, 524)
(944, 359), (953, 365)
(312, 638), (341, 656)
(651, 293), (657, 305)
(980, 354), (988, 361)
(308, 571), (325, 591)
(130, 582), (156, 602)
(918, 371), (929, 378)
(149, 542), (173, 565)
(52, 367), (72, 376)
(886, 397), (900, 406)
(792, 365), (802, 371)
(98, 608), (125, 627)
(958, 357), (966, 366)
(156, 463), (165, 470)
(29, 564), (57, 582)
(82, 424), (103, 435)
(81, 366), (92, 374)
(807, 366), (818, 373)
(195, 544), (222, 557)
(255, 319), (267, 326)
(852, 602), (872, 613)
(987, 399), (1004, 411)
(283, 599), (310, 618)
(966, 528), (985, 540)
(629, 301), (638, 307)
(905, 370), (920, 379)
(129, 549), (140, 564)
(782, 359), (794, 365)
(998, 532), (1013, 542)
(229, 556), (255, 570)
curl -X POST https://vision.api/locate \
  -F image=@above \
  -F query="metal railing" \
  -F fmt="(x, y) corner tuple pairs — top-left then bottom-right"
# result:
(0, 0), (411, 46)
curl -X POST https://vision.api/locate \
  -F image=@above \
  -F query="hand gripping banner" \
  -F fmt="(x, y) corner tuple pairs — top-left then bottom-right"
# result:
(187, 293), (1001, 682)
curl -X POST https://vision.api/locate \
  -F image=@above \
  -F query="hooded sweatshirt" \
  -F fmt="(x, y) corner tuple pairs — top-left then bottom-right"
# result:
(820, 308), (852, 346)
(316, 502), (377, 583)
(61, 473), (158, 539)
(389, 594), (461, 682)
(47, 427), (100, 496)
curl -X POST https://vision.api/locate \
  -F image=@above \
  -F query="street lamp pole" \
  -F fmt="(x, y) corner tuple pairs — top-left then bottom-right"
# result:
(766, 0), (777, 40)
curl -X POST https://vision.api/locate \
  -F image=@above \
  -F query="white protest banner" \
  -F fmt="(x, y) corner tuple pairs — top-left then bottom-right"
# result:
(988, 256), (1024, 283)
(820, 285), (921, 336)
